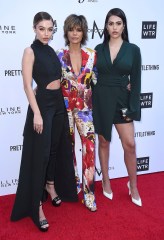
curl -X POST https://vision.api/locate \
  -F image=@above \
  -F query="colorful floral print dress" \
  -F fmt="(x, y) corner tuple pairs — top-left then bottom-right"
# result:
(57, 47), (97, 209)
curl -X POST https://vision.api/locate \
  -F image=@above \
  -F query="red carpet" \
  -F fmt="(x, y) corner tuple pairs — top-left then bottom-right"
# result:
(1, 172), (164, 240)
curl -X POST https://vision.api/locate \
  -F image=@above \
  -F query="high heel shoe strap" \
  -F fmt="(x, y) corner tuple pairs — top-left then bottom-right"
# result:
(46, 182), (54, 185)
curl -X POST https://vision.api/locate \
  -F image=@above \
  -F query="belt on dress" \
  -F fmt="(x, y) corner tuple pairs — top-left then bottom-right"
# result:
(97, 76), (129, 87)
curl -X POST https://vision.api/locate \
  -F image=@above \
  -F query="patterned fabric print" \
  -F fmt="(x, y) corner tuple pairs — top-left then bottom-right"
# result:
(57, 47), (97, 208)
(68, 113), (81, 194)
(67, 109), (96, 208)
(57, 47), (97, 111)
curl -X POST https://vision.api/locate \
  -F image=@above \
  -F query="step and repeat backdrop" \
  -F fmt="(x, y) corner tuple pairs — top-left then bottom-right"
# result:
(0, 0), (163, 196)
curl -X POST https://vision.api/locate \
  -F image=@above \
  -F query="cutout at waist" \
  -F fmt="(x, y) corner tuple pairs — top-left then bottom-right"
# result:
(46, 79), (61, 90)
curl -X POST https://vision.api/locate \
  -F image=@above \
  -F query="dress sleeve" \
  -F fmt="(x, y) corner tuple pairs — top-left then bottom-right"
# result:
(126, 45), (141, 121)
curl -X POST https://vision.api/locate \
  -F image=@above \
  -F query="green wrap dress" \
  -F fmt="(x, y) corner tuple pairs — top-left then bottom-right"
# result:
(93, 41), (141, 141)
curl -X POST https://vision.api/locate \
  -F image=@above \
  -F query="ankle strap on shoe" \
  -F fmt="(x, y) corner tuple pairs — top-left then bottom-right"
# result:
(46, 181), (54, 185)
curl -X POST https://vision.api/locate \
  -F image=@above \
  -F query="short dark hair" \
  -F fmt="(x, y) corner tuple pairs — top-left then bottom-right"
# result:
(103, 8), (129, 43)
(63, 14), (88, 46)
(33, 12), (54, 28)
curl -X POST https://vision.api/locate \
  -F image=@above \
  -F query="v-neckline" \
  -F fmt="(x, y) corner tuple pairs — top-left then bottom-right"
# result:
(108, 41), (124, 65)
(68, 48), (82, 77)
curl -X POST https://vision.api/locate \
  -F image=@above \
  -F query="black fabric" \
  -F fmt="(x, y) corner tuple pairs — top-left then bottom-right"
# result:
(10, 40), (78, 228)
(11, 88), (78, 227)
(31, 39), (62, 88)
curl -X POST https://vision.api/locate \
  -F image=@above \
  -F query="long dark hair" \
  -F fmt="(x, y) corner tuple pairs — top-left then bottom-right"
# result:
(103, 8), (129, 43)
(33, 12), (54, 28)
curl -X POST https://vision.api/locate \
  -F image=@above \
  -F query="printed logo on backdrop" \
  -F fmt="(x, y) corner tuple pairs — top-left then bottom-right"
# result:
(141, 65), (159, 71)
(78, 0), (98, 3)
(1, 179), (18, 188)
(88, 21), (104, 39)
(137, 157), (149, 172)
(5, 70), (22, 76)
(140, 93), (153, 108)
(10, 145), (23, 151)
(51, 20), (57, 40)
(142, 21), (157, 39)
(95, 166), (114, 176)
(53, 20), (57, 34)
(0, 107), (21, 116)
(135, 131), (155, 138)
(0, 25), (16, 34)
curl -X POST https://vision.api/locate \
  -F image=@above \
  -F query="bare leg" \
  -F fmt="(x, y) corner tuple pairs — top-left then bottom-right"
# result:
(98, 135), (112, 194)
(115, 122), (140, 200)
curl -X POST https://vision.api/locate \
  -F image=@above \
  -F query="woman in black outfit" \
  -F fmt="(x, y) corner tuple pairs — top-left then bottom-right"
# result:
(10, 12), (77, 232)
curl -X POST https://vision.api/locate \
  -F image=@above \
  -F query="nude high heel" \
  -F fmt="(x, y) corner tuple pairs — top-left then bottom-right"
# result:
(127, 181), (142, 207)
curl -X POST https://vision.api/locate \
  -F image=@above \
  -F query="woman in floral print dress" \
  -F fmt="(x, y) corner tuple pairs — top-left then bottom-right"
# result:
(57, 14), (97, 211)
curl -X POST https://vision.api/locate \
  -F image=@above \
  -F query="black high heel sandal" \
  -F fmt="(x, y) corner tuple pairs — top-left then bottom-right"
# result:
(45, 182), (61, 207)
(39, 203), (49, 232)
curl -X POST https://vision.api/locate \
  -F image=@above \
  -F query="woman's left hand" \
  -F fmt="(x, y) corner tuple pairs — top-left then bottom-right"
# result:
(124, 116), (131, 121)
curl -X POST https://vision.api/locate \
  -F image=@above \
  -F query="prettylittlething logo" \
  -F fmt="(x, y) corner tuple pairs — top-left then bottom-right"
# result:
(141, 65), (159, 70)
(5, 70), (22, 76)
(10, 145), (23, 151)
(135, 131), (155, 138)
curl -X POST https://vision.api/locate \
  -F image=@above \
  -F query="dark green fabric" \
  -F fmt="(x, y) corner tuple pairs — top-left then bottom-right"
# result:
(93, 41), (141, 141)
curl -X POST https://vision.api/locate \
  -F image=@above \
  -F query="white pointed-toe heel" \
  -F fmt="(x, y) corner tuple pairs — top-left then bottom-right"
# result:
(127, 181), (142, 207)
(102, 182), (113, 200)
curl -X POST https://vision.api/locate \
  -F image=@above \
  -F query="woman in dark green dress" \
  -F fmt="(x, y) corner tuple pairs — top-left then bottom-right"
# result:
(93, 8), (142, 206)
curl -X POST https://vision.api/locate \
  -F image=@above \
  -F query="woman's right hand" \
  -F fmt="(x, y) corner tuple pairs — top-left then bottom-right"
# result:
(33, 113), (43, 134)
(127, 83), (131, 91)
